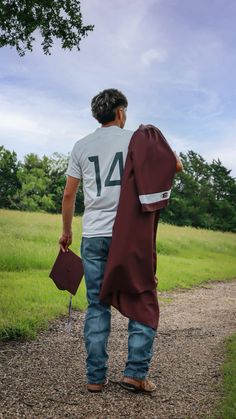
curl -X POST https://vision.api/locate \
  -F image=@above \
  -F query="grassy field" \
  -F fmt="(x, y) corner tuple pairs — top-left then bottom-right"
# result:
(0, 209), (236, 340)
(214, 333), (236, 419)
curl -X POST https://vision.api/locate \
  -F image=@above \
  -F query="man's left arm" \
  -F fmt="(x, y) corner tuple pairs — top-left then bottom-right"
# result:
(59, 176), (80, 252)
(174, 152), (184, 172)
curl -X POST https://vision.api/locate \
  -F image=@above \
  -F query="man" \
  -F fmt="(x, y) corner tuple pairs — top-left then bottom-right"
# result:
(59, 88), (182, 393)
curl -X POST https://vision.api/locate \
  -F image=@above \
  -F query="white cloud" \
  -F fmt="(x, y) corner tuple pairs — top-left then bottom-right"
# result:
(166, 133), (190, 154)
(202, 120), (236, 177)
(205, 145), (236, 176)
(0, 86), (96, 158)
(141, 48), (168, 67)
(0, 110), (44, 136)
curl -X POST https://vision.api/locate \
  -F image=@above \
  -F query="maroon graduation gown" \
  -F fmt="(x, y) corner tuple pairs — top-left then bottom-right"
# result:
(99, 124), (177, 329)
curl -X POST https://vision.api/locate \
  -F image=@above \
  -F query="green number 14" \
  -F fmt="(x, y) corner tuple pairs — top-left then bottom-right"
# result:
(88, 152), (124, 197)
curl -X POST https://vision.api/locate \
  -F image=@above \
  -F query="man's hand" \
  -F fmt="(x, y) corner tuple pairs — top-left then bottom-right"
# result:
(59, 232), (72, 253)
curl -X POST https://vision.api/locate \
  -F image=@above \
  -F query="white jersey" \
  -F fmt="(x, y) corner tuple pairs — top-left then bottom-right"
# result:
(66, 126), (134, 237)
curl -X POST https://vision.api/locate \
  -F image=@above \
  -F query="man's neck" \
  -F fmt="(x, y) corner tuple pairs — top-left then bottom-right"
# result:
(101, 122), (120, 128)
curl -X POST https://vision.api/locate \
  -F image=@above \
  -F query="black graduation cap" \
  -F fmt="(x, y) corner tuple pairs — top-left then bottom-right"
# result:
(49, 249), (84, 295)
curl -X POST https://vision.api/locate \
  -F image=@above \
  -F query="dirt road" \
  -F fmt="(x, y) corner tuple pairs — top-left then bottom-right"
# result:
(0, 280), (236, 418)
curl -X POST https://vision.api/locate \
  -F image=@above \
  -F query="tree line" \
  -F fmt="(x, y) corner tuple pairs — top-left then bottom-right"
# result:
(0, 145), (235, 232)
(0, 146), (84, 215)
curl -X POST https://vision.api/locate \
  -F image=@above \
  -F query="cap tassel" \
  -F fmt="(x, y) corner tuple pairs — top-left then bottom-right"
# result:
(65, 294), (73, 333)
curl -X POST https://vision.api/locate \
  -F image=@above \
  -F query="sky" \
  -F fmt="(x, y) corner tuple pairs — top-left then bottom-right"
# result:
(0, 0), (236, 176)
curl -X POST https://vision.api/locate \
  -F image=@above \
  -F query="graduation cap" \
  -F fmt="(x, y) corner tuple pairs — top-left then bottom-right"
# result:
(49, 248), (84, 296)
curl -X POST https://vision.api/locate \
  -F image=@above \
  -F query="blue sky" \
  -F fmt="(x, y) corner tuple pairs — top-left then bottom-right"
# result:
(0, 0), (236, 176)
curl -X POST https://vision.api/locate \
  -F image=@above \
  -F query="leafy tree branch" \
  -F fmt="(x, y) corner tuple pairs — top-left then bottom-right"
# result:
(0, 0), (94, 55)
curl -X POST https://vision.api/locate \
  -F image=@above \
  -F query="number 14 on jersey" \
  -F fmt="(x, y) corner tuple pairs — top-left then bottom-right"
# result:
(88, 152), (124, 197)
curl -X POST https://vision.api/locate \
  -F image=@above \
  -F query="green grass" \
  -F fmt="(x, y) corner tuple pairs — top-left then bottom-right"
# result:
(0, 210), (82, 271)
(0, 209), (235, 341)
(157, 223), (236, 291)
(0, 270), (87, 340)
(0, 209), (85, 340)
(214, 333), (236, 419)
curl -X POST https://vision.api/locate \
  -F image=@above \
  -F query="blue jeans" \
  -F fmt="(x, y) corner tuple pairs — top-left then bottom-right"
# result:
(81, 236), (156, 384)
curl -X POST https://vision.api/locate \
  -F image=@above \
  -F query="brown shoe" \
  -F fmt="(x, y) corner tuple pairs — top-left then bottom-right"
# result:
(120, 376), (156, 393)
(87, 378), (108, 393)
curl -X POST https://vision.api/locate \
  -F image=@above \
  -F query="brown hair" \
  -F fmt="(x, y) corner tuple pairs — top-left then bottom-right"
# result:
(91, 88), (128, 124)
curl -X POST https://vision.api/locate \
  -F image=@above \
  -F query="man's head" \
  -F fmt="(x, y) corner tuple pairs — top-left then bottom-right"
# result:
(91, 88), (128, 128)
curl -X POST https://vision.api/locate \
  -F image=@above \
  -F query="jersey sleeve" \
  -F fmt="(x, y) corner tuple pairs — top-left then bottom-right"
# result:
(130, 126), (176, 212)
(65, 143), (82, 179)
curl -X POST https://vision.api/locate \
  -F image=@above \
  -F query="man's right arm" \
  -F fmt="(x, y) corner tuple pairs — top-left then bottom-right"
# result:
(59, 176), (80, 252)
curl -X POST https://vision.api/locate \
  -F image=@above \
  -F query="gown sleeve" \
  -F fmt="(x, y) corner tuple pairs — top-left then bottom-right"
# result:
(130, 125), (177, 212)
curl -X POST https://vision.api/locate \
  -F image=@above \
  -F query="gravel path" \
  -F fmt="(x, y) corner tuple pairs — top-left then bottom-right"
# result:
(0, 279), (236, 419)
